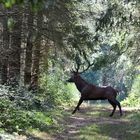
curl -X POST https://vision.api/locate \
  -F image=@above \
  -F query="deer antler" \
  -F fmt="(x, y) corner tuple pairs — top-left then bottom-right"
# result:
(72, 52), (95, 74)
(80, 61), (95, 73)
(72, 54), (82, 73)
(76, 62), (80, 72)
(79, 51), (95, 73)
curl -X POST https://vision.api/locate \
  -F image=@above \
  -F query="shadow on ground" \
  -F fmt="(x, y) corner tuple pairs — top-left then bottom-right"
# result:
(54, 105), (140, 140)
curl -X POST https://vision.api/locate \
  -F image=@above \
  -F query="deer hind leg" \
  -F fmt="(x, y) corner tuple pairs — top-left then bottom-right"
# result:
(116, 100), (123, 116)
(77, 107), (80, 110)
(108, 99), (116, 117)
(110, 98), (123, 116)
(72, 98), (83, 114)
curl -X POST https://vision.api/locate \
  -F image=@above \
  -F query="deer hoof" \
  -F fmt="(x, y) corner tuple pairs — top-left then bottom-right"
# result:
(109, 114), (113, 117)
(72, 111), (76, 114)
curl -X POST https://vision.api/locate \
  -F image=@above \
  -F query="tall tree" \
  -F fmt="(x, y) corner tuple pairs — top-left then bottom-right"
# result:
(0, 6), (9, 84)
(24, 10), (34, 85)
(7, 6), (22, 86)
(30, 12), (43, 90)
(19, 4), (29, 87)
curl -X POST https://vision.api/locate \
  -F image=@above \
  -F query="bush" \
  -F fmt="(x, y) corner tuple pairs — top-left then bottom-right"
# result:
(0, 68), (77, 133)
(39, 69), (78, 107)
(0, 85), (54, 133)
(122, 74), (140, 107)
(0, 98), (54, 133)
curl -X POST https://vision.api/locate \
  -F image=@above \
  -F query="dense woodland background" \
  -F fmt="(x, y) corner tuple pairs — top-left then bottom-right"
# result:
(0, 0), (140, 139)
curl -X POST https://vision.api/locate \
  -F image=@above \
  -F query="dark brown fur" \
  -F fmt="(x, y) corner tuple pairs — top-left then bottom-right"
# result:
(67, 72), (122, 117)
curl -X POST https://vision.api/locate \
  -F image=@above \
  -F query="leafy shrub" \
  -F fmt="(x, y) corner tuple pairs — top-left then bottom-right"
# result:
(122, 74), (140, 107)
(39, 68), (78, 107)
(0, 68), (77, 133)
(0, 99), (54, 133)
(0, 85), (54, 133)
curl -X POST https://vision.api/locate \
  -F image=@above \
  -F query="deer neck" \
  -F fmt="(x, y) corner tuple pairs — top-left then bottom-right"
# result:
(74, 76), (88, 93)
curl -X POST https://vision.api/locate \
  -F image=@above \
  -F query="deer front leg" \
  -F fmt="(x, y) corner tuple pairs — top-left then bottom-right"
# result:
(72, 98), (83, 114)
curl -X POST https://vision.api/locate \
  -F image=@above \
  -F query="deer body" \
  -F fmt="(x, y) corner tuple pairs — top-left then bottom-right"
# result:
(81, 85), (116, 100)
(67, 72), (122, 116)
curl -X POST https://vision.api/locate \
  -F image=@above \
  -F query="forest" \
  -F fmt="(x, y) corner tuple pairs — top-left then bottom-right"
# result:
(0, 0), (140, 139)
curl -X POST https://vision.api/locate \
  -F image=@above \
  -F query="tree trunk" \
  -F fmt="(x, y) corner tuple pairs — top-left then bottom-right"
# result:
(0, 6), (9, 84)
(24, 10), (34, 85)
(30, 12), (43, 90)
(19, 6), (29, 87)
(40, 39), (51, 72)
(7, 6), (22, 86)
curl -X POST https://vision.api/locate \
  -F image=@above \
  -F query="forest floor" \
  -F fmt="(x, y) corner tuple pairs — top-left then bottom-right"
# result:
(1, 104), (140, 140)
(51, 105), (140, 140)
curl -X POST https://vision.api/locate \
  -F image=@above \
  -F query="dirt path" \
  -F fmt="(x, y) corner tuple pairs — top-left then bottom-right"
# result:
(14, 106), (138, 140)
(53, 106), (140, 140)
(3, 106), (138, 140)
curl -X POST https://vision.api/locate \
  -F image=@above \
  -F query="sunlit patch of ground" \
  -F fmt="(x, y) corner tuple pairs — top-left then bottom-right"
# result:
(8, 105), (139, 140)
(54, 105), (140, 140)
(29, 130), (53, 140)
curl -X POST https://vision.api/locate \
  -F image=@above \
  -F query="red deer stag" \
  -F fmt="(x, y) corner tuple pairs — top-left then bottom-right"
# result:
(67, 64), (122, 117)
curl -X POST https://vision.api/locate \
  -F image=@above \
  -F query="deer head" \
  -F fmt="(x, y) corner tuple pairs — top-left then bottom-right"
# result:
(67, 60), (94, 83)
(67, 71), (79, 82)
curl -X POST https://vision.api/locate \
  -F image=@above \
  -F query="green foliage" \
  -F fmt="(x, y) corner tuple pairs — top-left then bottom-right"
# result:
(30, 0), (45, 12)
(0, 0), (24, 8)
(7, 17), (15, 31)
(40, 67), (78, 107)
(0, 0), (44, 10)
(0, 0), (55, 12)
(0, 86), (54, 133)
(122, 74), (140, 107)
(3, 0), (16, 8)
(0, 99), (53, 132)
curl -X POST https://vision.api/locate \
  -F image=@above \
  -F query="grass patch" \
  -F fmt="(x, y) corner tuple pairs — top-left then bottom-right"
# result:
(78, 107), (140, 140)
(54, 105), (140, 140)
